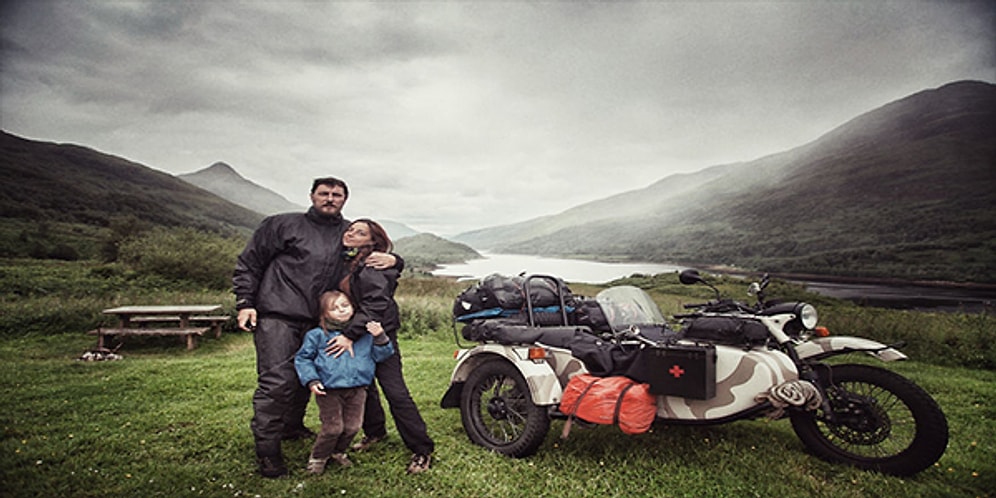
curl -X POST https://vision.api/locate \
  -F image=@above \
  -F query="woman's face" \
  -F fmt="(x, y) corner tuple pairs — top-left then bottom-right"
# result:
(325, 294), (354, 323)
(343, 222), (373, 248)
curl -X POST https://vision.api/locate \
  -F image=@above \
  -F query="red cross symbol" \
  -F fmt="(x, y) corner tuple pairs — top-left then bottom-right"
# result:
(669, 364), (685, 378)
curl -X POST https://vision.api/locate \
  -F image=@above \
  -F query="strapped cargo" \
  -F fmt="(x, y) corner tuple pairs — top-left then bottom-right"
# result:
(559, 373), (657, 436)
(452, 273), (575, 326)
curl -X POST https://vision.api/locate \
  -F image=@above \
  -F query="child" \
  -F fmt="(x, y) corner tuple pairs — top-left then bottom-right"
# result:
(294, 290), (395, 474)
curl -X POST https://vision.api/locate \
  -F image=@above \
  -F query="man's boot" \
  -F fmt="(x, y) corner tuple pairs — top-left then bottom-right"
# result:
(256, 440), (287, 478)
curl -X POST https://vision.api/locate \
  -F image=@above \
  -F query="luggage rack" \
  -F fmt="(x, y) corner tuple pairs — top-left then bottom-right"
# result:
(523, 274), (571, 327)
(453, 274), (579, 348)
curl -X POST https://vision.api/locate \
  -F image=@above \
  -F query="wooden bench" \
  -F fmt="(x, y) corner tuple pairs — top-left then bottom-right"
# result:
(87, 327), (211, 351)
(96, 304), (223, 351)
(129, 315), (231, 338)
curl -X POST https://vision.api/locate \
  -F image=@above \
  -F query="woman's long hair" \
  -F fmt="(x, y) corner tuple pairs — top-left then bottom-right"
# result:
(348, 218), (393, 270)
(349, 218), (394, 264)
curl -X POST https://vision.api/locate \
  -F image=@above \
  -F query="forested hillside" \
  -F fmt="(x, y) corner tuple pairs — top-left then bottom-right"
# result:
(0, 132), (263, 260)
(456, 81), (996, 283)
(394, 233), (481, 272)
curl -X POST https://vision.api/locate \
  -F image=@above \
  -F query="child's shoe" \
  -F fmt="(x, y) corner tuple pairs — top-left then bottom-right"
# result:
(329, 453), (353, 468)
(351, 434), (386, 452)
(306, 457), (328, 475)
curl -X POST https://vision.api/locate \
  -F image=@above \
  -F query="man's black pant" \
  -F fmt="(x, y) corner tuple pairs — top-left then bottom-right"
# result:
(360, 338), (435, 455)
(251, 317), (312, 456)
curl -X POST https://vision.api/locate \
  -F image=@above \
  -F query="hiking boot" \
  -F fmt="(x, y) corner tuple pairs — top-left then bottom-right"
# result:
(282, 426), (317, 441)
(351, 434), (386, 452)
(258, 454), (288, 478)
(306, 457), (327, 475)
(329, 453), (353, 468)
(406, 453), (432, 474)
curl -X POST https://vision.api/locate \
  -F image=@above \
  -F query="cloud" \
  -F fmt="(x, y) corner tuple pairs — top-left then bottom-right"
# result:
(2, 0), (993, 237)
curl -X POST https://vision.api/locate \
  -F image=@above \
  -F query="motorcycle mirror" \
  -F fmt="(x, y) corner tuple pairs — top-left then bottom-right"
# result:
(748, 282), (761, 296)
(678, 269), (704, 285)
(679, 268), (721, 300)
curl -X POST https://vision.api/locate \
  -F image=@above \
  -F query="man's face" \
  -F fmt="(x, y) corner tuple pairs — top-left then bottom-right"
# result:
(310, 184), (347, 217)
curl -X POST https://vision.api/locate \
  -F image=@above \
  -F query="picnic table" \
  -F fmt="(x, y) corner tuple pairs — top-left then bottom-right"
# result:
(89, 305), (226, 350)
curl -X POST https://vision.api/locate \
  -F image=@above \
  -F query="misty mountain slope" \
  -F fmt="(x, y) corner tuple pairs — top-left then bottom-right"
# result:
(179, 162), (421, 240)
(0, 132), (263, 234)
(179, 162), (304, 215)
(468, 80), (996, 282)
(454, 161), (742, 250)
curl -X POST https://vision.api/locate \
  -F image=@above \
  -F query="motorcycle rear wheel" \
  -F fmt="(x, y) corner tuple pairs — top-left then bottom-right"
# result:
(790, 363), (948, 476)
(460, 358), (551, 458)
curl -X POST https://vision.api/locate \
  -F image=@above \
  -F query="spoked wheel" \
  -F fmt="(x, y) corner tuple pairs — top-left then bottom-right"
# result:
(790, 364), (948, 476)
(460, 359), (550, 457)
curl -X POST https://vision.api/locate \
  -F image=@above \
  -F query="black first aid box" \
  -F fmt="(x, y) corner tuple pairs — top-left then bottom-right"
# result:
(626, 343), (717, 400)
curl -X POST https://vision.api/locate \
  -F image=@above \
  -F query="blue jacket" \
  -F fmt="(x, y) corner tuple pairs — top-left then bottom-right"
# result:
(294, 327), (395, 390)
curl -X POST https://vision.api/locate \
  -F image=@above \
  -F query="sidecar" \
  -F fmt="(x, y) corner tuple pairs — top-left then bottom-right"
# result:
(440, 275), (801, 458)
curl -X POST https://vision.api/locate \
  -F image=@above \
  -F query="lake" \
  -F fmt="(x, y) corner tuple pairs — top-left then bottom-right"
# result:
(433, 253), (995, 313)
(432, 253), (685, 283)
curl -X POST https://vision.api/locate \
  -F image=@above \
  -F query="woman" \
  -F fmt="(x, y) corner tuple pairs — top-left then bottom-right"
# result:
(325, 218), (435, 474)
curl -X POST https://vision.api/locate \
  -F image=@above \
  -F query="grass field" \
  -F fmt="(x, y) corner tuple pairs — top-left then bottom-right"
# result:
(1, 324), (993, 498)
(1, 261), (993, 497)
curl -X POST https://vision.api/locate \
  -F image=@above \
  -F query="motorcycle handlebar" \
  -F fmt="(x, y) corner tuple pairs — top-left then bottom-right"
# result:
(680, 300), (754, 314)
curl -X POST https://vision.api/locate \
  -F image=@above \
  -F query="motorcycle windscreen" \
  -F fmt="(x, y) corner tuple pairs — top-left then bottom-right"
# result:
(596, 286), (668, 331)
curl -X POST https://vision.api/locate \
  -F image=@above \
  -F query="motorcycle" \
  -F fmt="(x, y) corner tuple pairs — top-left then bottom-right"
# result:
(440, 271), (949, 476)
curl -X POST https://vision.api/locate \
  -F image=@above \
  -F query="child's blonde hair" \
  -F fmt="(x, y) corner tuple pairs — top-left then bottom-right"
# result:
(318, 290), (352, 332)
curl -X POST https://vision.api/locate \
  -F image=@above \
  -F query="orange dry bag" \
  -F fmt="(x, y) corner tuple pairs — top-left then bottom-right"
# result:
(559, 373), (656, 437)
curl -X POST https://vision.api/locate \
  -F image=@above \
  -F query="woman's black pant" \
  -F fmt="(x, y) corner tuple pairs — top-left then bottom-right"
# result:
(361, 339), (435, 455)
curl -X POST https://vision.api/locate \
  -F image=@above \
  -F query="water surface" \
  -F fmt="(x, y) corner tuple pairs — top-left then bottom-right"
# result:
(432, 253), (684, 284)
(432, 253), (994, 312)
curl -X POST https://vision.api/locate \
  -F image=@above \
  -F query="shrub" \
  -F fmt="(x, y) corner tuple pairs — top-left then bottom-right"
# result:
(48, 243), (80, 261)
(117, 227), (245, 289)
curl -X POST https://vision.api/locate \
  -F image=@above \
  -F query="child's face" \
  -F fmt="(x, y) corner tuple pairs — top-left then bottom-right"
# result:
(326, 295), (354, 323)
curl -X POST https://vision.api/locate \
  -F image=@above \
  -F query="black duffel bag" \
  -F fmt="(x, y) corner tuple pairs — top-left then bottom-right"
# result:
(680, 316), (769, 348)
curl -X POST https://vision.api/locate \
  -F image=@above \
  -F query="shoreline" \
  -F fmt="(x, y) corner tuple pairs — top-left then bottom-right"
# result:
(426, 253), (996, 294)
(700, 265), (996, 292)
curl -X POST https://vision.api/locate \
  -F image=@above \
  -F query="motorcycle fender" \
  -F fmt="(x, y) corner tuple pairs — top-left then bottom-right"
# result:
(795, 336), (908, 362)
(442, 344), (568, 408)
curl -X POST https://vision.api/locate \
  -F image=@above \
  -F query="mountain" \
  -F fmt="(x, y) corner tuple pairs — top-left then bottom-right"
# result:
(379, 221), (420, 241)
(394, 233), (481, 272)
(179, 162), (421, 241)
(454, 81), (996, 283)
(178, 162), (305, 215)
(0, 132), (263, 235)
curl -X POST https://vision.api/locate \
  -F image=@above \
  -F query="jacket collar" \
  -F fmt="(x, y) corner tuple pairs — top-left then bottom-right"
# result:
(306, 206), (344, 225)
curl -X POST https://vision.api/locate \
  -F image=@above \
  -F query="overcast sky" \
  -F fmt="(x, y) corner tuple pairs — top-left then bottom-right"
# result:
(2, 1), (993, 236)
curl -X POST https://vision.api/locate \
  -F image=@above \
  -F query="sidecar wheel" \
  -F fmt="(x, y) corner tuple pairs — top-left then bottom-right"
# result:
(460, 359), (550, 458)
(790, 364), (948, 476)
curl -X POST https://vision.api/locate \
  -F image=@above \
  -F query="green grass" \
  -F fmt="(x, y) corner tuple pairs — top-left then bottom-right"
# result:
(1, 325), (993, 498)
(2, 261), (994, 497)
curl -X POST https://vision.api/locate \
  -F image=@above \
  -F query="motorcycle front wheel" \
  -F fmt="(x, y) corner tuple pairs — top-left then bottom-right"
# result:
(790, 363), (948, 476)
(460, 358), (551, 458)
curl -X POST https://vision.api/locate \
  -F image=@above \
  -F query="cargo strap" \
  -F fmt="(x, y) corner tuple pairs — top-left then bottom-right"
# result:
(560, 377), (601, 440)
(560, 377), (638, 439)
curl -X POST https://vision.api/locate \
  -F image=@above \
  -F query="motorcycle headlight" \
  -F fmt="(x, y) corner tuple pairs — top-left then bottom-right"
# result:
(796, 303), (818, 329)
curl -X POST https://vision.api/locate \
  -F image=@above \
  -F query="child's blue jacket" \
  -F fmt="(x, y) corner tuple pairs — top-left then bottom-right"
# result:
(294, 327), (394, 390)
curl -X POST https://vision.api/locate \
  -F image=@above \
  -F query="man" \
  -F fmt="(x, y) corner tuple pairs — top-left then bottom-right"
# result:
(233, 177), (395, 478)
